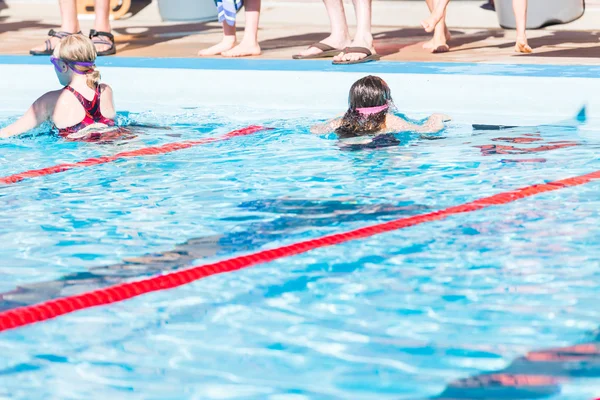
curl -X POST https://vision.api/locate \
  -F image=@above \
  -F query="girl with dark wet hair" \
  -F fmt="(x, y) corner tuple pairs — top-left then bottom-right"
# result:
(311, 75), (450, 138)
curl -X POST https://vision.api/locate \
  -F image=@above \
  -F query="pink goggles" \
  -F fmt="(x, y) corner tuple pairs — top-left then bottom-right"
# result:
(50, 56), (95, 74)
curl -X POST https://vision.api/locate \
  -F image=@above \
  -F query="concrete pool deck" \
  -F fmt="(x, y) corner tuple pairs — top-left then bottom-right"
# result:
(1, 0), (600, 65)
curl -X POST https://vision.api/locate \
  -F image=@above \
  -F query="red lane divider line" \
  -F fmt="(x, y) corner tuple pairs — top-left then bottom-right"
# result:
(1, 170), (599, 332)
(0, 126), (266, 185)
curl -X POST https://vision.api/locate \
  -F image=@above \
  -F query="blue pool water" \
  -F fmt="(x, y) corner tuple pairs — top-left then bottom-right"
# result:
(0, 108), (599, 399)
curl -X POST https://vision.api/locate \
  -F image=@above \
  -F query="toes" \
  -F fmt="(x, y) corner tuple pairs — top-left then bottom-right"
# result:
(343, 53), (366, 62)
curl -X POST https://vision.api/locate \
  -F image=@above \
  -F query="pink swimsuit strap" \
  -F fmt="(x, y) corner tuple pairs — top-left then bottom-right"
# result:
(58, 85), (114, 136)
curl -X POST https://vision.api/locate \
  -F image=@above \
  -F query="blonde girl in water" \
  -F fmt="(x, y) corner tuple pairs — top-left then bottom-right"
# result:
(1, 34), (117, 140)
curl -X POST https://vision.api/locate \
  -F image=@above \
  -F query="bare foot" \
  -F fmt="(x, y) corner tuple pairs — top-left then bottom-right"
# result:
(90, 26), (115, 54)
(422, 39), (435, 50)
(30, 36), (61, 54)
(222, 41), (261, 57)
(421, 11), (444, 33)
(198, 36), (237, 56)
(333, 35), (375, 63)
(91, 39), (113, 54)
(515, 40), (532, 54)
(333, 47), (377, 63)
(294, 35), (351, 58)
(30, 28), (80, 54)
(423, 27), (451, 50)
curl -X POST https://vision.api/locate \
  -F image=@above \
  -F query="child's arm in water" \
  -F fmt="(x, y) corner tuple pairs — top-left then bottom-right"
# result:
(0, 91), (59, 138)
(310, 117), (342, 134)
(386, 113), (450, 134)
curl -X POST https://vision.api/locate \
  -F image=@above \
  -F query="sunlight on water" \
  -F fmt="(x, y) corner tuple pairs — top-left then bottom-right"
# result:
(0, 108), (599, 399)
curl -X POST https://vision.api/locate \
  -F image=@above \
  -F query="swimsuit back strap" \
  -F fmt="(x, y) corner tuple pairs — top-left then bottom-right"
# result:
(64, 85), (99, 110)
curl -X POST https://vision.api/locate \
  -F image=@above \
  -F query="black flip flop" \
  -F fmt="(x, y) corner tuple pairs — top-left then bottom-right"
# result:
(292, 42), (343, 60)
(90, 30), (117, 56)
(30, 29), (82, 56)
(332, 47), (380, 65)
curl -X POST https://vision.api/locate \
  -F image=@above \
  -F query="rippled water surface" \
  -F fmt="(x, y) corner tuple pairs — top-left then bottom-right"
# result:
(0, 108), (599, 399)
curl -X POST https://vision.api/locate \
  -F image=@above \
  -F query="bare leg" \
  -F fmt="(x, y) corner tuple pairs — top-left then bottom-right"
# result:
(421, 0), (449, 33)
(222, 0), (262, 57)
(30, 0), (80, 53)
(198, 22), (237, 56)
(513, 0), (531, 53)
(333, 0), (374, 63)
(294, 0), (351, 57)
(93, 0), (113, 53)
(423, 0), (451, 52)
(423, 0), (452, 52)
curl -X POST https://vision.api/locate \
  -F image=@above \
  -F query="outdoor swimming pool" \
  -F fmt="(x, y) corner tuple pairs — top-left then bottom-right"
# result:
(0, 58), (599, 399)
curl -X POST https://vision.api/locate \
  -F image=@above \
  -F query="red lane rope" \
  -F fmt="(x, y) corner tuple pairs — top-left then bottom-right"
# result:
(0, 126), (266, 185)
(0, 169), (599, 332)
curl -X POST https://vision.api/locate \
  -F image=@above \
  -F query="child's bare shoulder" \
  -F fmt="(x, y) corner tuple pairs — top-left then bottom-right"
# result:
(99, 83), (113, 94)
(39, 89), (63, 102)
(33, 89), (63, 112)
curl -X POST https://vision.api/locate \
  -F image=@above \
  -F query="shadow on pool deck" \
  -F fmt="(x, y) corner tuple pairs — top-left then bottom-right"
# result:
(110, 22), (244, 55)
(1, 0), (600, 64)
(447, 30), (600, 59)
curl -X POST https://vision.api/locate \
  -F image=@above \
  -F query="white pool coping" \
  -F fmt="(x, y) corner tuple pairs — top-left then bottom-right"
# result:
(1, 59), (600, 131)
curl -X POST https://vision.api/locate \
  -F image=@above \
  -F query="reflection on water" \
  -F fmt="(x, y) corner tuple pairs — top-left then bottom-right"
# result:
(436, 339), (600, 399)
(0, 198), (428, 310)
(0, 108), (598, 399)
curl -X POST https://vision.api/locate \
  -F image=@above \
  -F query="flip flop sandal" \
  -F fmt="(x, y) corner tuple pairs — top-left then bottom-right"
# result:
(332, 47), (381, 65)
(90, 30), (117, 56)
(29, 29), (82, 56)
(292, 42), (343, 60)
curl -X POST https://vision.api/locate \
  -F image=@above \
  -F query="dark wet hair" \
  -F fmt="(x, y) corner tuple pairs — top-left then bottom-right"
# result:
(335, 75), (393, 139)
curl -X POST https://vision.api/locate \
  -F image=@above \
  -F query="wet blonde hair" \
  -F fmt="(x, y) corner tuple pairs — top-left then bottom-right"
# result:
(57, 34), (100, 89)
